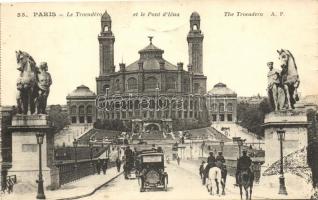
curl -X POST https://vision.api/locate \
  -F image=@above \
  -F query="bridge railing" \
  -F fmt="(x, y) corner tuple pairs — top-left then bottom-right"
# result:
(54, 158), (115, 186)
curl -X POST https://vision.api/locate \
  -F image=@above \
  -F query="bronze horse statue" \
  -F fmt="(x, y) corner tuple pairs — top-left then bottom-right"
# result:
(15, 50), (52, 115)
(277, 49), (300, 109)
(16, 50), (38, 114)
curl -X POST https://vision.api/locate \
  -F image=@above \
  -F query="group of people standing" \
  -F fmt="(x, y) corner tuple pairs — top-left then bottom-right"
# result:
(96, 158), (109, 175)
(95, 147), (123, 175)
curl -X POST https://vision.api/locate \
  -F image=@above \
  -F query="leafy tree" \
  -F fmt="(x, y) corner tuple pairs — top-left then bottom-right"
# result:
(237, 98), (272, 137)
(48, 105), (70, 134)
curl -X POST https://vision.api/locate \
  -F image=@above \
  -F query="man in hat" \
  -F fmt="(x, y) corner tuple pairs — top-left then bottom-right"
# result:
(203, 152), (216, 185)
(207, 152), (216, 165)
(216, 151), (225, 164)
(235, 150), (252, 186)
(267, 61), (280, 111)
(216, 151), (226, 169)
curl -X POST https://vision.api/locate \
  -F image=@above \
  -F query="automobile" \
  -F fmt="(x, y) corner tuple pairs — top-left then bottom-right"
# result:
(137, 151), (168, 192)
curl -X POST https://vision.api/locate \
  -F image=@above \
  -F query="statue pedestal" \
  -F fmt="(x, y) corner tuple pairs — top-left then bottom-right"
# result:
(262, 110), (309, 167)
(8, 114), (59, 191)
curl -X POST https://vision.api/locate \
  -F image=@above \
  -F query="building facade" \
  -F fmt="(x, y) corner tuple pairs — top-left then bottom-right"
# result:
(95, 11), (207, 132)
(66, 85), (96, 125)
(206, 83), (237, 123)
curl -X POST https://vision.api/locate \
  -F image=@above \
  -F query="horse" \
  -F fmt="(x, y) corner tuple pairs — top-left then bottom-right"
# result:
(204, 162), (227, 196)
(15, 50), (38, 115)
(206, 166), (222, 196)
(237, 169), (254, 200)
(277, 49), (300, 109)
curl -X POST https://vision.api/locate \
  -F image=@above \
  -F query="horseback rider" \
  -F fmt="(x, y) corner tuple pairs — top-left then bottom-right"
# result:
(216, 151), (226, 169)
(207, 152), (216, 165)
(203, 152), (216, 184)
(235, 150), (252, 186)
(216, 152), (225, 163)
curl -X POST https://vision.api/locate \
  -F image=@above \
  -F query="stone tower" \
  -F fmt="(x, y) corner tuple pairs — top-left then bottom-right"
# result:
(187, 12), (204, 75)
(98, 11), (115, 75)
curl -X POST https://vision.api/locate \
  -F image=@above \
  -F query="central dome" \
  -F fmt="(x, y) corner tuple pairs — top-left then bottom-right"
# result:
(125, 38), (178, 71)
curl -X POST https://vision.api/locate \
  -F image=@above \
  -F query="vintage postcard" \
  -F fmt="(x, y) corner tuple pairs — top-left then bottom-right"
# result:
(0, 1), (318, 200)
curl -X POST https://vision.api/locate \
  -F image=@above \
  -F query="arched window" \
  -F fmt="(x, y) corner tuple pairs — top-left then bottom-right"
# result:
(104, 25), (109, 32)
(227, 103), (233, 112)
(115, 79), (120, 91)
(127, 77), (137, 90)
(70, 105), (77, 115)
(79, 105), (85, 115)
(145, 77), (158, 90)
(86, 105), (93, 115)
(193, 24), (198, 30)
(219, 103), (225, 112)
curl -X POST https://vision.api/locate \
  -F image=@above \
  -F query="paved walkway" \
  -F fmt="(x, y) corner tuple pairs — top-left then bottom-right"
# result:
(1, 167), (122, 200)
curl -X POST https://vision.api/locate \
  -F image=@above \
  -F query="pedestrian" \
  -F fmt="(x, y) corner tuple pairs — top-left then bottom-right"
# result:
(177, 155), (180, 165)
(96, 158), (102, 174)
(199, 161), (205, 179)
(116, 157), (122, 172)
(102, 159), (108, 175)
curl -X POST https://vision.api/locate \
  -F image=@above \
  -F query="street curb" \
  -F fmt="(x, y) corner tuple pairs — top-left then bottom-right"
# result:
(55, 171), (123, 200)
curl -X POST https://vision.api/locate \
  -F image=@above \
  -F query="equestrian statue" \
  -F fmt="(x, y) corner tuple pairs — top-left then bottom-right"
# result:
(16, 50), (52, 115)
(267, 49), (300, 111)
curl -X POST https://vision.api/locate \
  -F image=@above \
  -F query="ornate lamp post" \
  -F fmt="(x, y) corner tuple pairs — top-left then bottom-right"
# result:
(220, 140), (224, 153)
(36, 132), (45, 199)
(73, 139), (78, 168)
(277, 128), (288, 195)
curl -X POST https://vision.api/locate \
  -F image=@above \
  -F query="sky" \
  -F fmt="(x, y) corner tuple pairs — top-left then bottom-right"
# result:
(1, 0), (318, 106)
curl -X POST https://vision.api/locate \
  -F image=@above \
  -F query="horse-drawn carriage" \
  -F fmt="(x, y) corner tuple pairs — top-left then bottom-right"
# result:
(137, 151), (168, 192)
